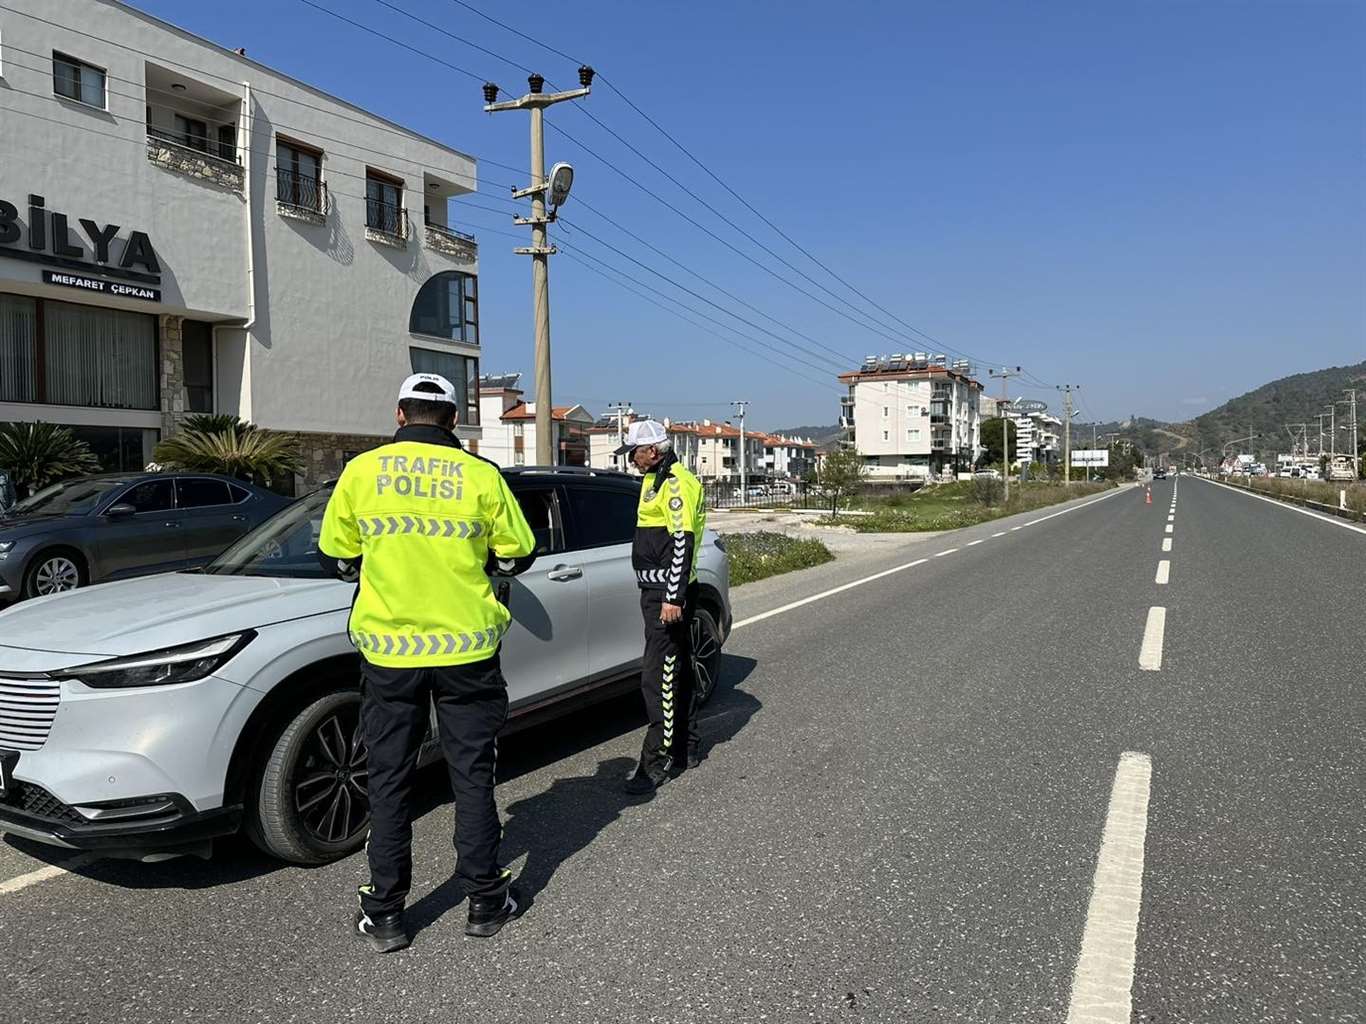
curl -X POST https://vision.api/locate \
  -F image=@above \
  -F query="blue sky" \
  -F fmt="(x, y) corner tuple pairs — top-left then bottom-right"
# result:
(128, 0), (1364, 431)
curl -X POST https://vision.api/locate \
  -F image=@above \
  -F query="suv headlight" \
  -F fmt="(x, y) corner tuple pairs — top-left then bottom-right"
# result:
(0, 541), (14, 557)
(65, 633), (254, 689)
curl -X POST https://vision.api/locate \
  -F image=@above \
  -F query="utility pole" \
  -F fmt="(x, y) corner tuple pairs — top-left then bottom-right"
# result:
(608, 401), (632, 471)
(1317, 413), (1327, 460)
(1057, 384), (1078, 484)
(483, 69), (594, 464)
(1088, 421), (1097, 482)
(1346, 389), (1360, 477)
(732, 400), (750, 504)
(989, 367), (1022, 500)
(1325, 406), (1337, 463)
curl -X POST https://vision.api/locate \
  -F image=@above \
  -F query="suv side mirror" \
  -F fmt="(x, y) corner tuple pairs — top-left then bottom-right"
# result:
(105, 503), (137, 518)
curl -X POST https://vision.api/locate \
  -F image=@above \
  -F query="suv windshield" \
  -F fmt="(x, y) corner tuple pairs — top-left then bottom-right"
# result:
(12, 478), (126, 517)
(207, 487), (331, 578)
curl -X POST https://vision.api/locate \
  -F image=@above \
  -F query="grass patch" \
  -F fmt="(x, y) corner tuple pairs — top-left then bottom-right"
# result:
(1243, 476), (1366, 515)
(824, 480), (1113, 532)
(723, 531), (835, 586)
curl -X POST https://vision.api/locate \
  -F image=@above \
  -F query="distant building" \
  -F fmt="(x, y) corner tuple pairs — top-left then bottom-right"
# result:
(476, 375), (592, 466)
(838, 355), (983, 478)
(1011, 411), (1061, 467)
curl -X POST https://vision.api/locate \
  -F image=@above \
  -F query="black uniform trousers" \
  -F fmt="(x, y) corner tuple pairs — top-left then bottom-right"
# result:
(637, 583), (700, 778)
(358, 652), (510, 917)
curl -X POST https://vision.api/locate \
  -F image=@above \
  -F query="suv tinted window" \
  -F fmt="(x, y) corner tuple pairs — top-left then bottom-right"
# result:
(512, 486), (564, 555)
(176, 478), (232, 509)
(227, 483), (252, 504)
(119, 479), (175, 514)
(564, 485), (638, 549)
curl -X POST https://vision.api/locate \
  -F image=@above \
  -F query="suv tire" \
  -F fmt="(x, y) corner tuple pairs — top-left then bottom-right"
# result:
(691, 606), (723, 706)
(247, 689), (370, 864)
(23, 548), (87, 598)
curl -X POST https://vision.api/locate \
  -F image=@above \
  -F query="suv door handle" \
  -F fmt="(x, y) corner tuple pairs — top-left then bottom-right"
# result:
(546, 565), (583, 582)
(232, 514), (248, 522)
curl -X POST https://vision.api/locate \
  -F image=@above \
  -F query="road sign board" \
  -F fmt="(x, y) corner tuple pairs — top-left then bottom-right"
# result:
(1071, 449), (1109, 467)
(1009, 399), (1049, 414)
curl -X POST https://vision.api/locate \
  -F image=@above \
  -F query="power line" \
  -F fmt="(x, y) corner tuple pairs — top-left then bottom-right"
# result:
(438, 0), (1006, 369)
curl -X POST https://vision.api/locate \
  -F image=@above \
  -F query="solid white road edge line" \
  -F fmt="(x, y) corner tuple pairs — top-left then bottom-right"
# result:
(1155, 560), (1170, 585)
(1139, 607), (1166, 671)
(0, 855), (93, 896)
(1065, 751), (1153, 1024)
(1197, 477), (1366, 536)
(1161, 538), (1172, 552)
(731, 488), (1125, 631)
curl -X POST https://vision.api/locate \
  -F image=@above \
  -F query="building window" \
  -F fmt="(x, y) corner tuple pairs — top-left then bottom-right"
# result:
(276, 139), (324, 212)
(409, 271), (478, 344)
(217, 123), (237, 162)
(513, 450), (525, 466)
(907, 429), (920, 441)
(883, 406), (889, 417)
(882, 430), (889, 441)
(175, 114), (210, 153)
(182, 320), (214, 414)
(409, 346), (479, 426)
(0, 294), (157, 410)
(53, 52), (106, 108)
(513, 423), (524, 438)
(366, 170), (404, 234)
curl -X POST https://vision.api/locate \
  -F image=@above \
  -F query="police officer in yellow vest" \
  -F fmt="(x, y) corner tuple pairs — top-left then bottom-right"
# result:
(616, 420), (708, 796)
(319, 373), (535, 953)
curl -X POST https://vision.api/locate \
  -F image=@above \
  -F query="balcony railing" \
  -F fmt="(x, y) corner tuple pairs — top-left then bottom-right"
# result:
(366, 199), (407, 238)
(275, 169), (327, 216)
(423, 218), (478, 258)
(146, 127), (244, 191)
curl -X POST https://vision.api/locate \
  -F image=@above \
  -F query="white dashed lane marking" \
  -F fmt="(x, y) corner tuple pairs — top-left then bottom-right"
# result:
(1164, 524), (1173, 534)
(934, 548), (958, 557)
(0, 856), (93, 896)
(1162, 538), (1172, 552)
(1139, 607), (1166, 671)
(1065, 752), (1153, 1024)
(1155, 560), (1170, 585)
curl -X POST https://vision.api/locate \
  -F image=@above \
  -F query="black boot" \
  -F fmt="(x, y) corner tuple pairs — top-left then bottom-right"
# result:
(624, 762), (668, 795)
(352, 909), (410, 953)
(466, 887), (521, 938)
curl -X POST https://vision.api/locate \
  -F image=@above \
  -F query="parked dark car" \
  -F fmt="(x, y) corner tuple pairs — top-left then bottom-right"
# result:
(0, 473), (290, 602)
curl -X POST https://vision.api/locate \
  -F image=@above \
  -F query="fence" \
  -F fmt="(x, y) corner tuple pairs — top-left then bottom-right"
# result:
(705, 480), (833, 511)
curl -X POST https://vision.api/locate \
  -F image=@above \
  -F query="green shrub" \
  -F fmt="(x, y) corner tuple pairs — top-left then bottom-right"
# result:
(723, 531), (835, 586)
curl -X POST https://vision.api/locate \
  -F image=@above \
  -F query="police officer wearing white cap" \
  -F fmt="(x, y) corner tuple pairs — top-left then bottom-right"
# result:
(318, 372), (536, 952)
(615, 420), (708, 795)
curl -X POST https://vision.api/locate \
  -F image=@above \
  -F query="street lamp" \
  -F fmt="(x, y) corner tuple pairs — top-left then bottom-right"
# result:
(482, 69), (594, 465)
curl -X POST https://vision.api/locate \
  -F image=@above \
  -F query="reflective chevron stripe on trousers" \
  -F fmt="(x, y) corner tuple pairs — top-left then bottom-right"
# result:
(357, 652), (511, 917)
(636, 584), (701, 780)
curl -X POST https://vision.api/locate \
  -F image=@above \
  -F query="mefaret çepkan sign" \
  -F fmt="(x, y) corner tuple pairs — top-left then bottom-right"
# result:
(1070, 449), (1110, 467)
(42, 270), (160, 302)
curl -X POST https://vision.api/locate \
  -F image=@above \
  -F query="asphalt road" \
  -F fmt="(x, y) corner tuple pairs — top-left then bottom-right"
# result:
(2, 477), (1362, 1023)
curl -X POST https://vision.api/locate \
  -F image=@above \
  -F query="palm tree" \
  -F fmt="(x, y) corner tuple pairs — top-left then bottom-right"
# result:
(181, 413), (258, 437)
(0, 422), (102, 497)
(154, 422), (301, 487)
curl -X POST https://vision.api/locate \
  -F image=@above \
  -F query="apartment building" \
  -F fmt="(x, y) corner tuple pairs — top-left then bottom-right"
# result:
(1012, 411), (1062, 467)
(839, 355), (983, 478)
(476, 375), (592, 466)
(757, 433), (818, 480)
(0, 0), (485, 487)
(587, 414), (700, 474)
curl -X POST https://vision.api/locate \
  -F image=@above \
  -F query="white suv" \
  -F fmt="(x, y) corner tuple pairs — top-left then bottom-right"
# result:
(0, 468), (730, 864)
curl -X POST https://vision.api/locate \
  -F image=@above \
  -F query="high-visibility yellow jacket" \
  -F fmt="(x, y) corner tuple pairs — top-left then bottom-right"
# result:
(319, 425), (535, 668)
(632, 454), (706, 604)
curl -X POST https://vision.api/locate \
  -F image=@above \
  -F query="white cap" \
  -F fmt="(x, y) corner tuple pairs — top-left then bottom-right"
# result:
(397, 372), (457, 405)
(615, 419), (669, 455)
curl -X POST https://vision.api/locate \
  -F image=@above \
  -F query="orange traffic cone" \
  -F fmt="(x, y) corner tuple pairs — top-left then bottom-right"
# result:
(1145, 488), (1152, 505)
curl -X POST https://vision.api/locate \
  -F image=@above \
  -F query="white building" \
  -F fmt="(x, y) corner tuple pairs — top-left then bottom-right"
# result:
(476, 376), (592, 467)
(1012, 412), (1061, 467)
(839, 356), (983, 479)
(587, 414), (700, 475)
(757, 433), (817, 480)
(0, 0), (487, 489)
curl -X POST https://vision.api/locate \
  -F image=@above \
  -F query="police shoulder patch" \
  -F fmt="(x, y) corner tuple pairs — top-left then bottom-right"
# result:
(669, 496), (684, 510)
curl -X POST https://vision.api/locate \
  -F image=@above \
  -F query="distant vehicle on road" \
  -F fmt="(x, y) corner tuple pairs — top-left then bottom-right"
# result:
(0, 473), (289, 602)
(1154, 468), (1168, 480)
(973, 468), (1002, 480)
(0, 468), (732, 865)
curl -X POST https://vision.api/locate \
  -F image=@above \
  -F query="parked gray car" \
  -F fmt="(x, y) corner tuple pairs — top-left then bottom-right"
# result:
(0, 473), (290, 602)
(0, 466), (731, 864)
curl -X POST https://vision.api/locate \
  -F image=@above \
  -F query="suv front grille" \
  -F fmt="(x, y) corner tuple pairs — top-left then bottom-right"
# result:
(0, 677), (60, 751)
(0, 781), (84, 826)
